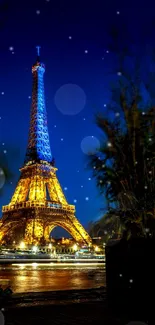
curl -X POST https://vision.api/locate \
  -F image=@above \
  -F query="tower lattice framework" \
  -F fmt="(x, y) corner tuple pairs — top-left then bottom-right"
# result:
(0, 49), (92, 246)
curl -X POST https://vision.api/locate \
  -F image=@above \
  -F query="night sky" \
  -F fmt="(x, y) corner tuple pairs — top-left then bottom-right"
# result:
(0, 0), (155, 236)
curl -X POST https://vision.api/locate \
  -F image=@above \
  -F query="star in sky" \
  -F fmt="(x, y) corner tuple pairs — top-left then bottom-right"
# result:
(9, 46), (14, 51)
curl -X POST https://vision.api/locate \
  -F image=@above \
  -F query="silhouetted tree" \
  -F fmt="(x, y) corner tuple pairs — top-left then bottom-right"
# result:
(88, 27), (155, 239)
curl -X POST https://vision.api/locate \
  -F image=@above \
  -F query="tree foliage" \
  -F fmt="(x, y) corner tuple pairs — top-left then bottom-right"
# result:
(88, 43), (155, 239)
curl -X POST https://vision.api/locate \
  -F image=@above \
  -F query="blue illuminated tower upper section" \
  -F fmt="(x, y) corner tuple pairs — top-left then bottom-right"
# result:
(24, 47), (52, 166)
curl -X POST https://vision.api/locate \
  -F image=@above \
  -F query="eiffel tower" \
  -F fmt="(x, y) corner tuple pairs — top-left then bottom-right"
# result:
(0, 48), (92, 246)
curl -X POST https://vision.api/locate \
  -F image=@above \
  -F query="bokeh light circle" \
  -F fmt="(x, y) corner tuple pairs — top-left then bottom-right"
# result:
(0, 168), (5, 189)
(0, 310), (5, 325)
(81, 136), (100, 155)
(54, 84), (86, 115)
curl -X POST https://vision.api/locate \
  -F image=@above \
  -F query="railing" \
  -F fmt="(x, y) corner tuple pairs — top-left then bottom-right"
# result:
(2, 201), (75, 213)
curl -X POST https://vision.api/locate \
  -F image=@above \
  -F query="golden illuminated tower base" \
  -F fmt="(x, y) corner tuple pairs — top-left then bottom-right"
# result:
(0, 162), (92, 246)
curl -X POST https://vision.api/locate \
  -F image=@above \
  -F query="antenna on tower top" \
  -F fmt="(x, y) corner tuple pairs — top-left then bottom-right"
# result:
(36, 46), (41, 60)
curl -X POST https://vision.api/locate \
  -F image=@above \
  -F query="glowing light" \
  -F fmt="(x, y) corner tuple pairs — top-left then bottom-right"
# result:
(19, 241), (25, 249)
(117, 71), (122, 76)
(84, 50), (88, 54)
(81, 185), (83, 188)
(115, 112), (120, 117)
(68, 36), (72, 39)
(49, 243), (52, 248)
(104, 104), (107, 107)
(36, 10), (40, 15)
(1, 92), (4, 95)
(107, 142), (112, 147)
(73, 244), (78, 251)
(85, 197), (89, 201)
(88, 177), (91, 181)
(116, 11), (120, 14)
(95, 246), (99, 252)
(9, 46), (14, 51)
(64, 187), (68, 191)
(32, 246), (38, 253)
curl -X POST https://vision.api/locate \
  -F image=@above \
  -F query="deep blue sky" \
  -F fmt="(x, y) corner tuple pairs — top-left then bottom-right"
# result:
(0, 0), (155, 236)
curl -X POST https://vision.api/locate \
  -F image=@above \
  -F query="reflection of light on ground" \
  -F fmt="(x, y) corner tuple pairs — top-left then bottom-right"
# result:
(1, 264), (105, 293)
(32, 263), (38, 269)
(12, 262), (105, 267)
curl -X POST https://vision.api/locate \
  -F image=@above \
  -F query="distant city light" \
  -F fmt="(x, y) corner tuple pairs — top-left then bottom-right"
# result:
(19, 241), (25, 249)
(32, 245), (38, 253)
(73, 244), (78, 251)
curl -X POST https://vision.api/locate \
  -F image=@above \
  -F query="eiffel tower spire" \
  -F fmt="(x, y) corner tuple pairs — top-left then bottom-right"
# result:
(24, 46), (52, 165)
